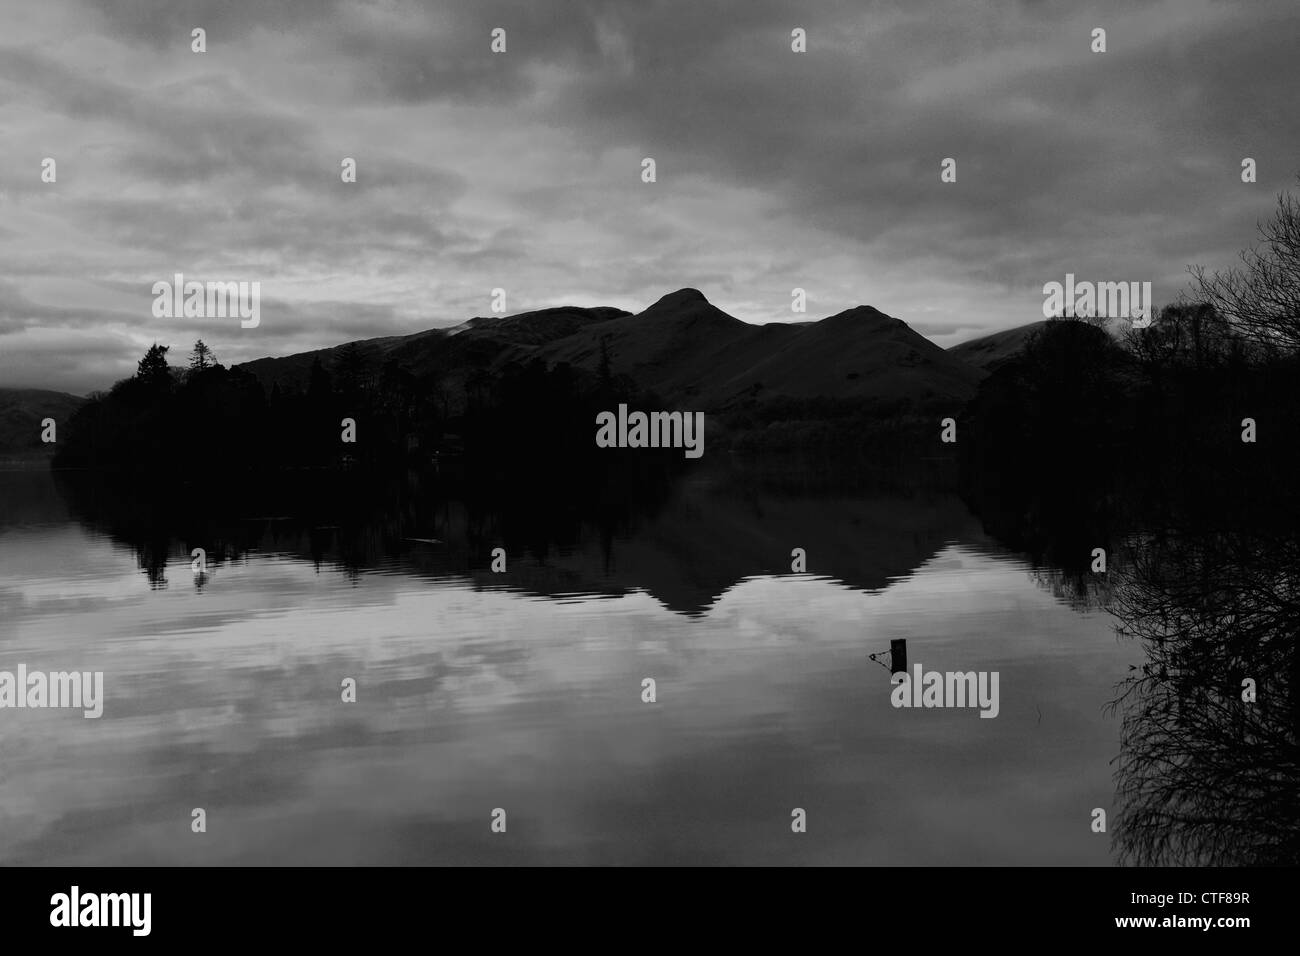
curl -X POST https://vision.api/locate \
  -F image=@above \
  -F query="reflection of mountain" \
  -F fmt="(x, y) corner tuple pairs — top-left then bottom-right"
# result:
(471, 476), (982, 615)
(0, 467), (74, 526)
(54, 466), (981, 616)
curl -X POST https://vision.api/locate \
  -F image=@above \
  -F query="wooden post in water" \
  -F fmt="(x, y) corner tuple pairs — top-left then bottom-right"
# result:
(890, 639), (907, 675)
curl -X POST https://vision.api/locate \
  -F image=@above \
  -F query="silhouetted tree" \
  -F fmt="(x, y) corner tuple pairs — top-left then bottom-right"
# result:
(1191, 176), (1300, 353)
(334, 343), (368, 399)
(1123, 302), (1245, 373)
(135, 343), (171, 388)
(598, 334), (613, 392)
(189, 339), (217, 371)
(307, 357), (333, 405)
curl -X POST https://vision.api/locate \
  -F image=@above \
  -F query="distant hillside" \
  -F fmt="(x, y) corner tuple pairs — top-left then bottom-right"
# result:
(0, 388), (85, 454)
(238, 306), (630, 402)
(947, 321), (1048, 373)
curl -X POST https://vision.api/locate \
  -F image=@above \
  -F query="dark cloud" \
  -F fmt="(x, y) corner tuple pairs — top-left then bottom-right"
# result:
(0, 0), (1296, 391)
(87, 0), (351, 48)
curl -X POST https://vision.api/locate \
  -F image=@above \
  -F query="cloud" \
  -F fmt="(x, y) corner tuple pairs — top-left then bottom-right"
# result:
(0, 0), (1296, 390)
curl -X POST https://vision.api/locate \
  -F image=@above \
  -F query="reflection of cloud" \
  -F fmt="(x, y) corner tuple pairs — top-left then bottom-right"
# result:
(1, 532), (1127, 864)
(2, 0), (1297, 392)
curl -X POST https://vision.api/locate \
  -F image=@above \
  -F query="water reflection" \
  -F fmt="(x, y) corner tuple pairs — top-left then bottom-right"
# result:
(0, 466), (1130, 864)
(50, 467), (987, 616)
(1107, 528), (1300, 865)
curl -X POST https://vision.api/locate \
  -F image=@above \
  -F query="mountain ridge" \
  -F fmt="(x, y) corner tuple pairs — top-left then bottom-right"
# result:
(946, 320), (1049, 373)
(4, 294), (1047, 456)
(232, 290), (1037, 410)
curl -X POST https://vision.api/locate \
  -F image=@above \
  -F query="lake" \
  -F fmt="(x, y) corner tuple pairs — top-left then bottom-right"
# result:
(0, 464), (1139, 865)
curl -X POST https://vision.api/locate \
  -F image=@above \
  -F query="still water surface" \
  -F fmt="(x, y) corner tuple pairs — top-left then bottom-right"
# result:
(0, 467), (1131, 864)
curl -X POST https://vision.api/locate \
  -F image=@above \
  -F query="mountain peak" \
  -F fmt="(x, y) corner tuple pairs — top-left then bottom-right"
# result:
(633, 288), (744, 328)
(650, 288), (710, 309)
(823, 305), (893, 323)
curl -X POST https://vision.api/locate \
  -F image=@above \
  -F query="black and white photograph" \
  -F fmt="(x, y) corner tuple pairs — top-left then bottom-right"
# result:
(0, 0), (1295, 939)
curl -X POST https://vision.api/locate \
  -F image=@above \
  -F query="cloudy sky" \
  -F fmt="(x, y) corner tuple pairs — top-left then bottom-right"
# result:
(1, 0), (1296, 394)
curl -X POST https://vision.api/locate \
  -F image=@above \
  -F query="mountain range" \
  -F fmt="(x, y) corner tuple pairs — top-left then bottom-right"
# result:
(236, 289), (1000, 414)
(0, 291), (1046, 451)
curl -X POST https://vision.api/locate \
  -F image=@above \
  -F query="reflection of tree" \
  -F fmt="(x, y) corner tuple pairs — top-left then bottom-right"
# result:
(136, 538), (169, 590)
(55, 461), (679, 598)
(1027, 561), (1116, 613)
(1107, 528), (1300, 865)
